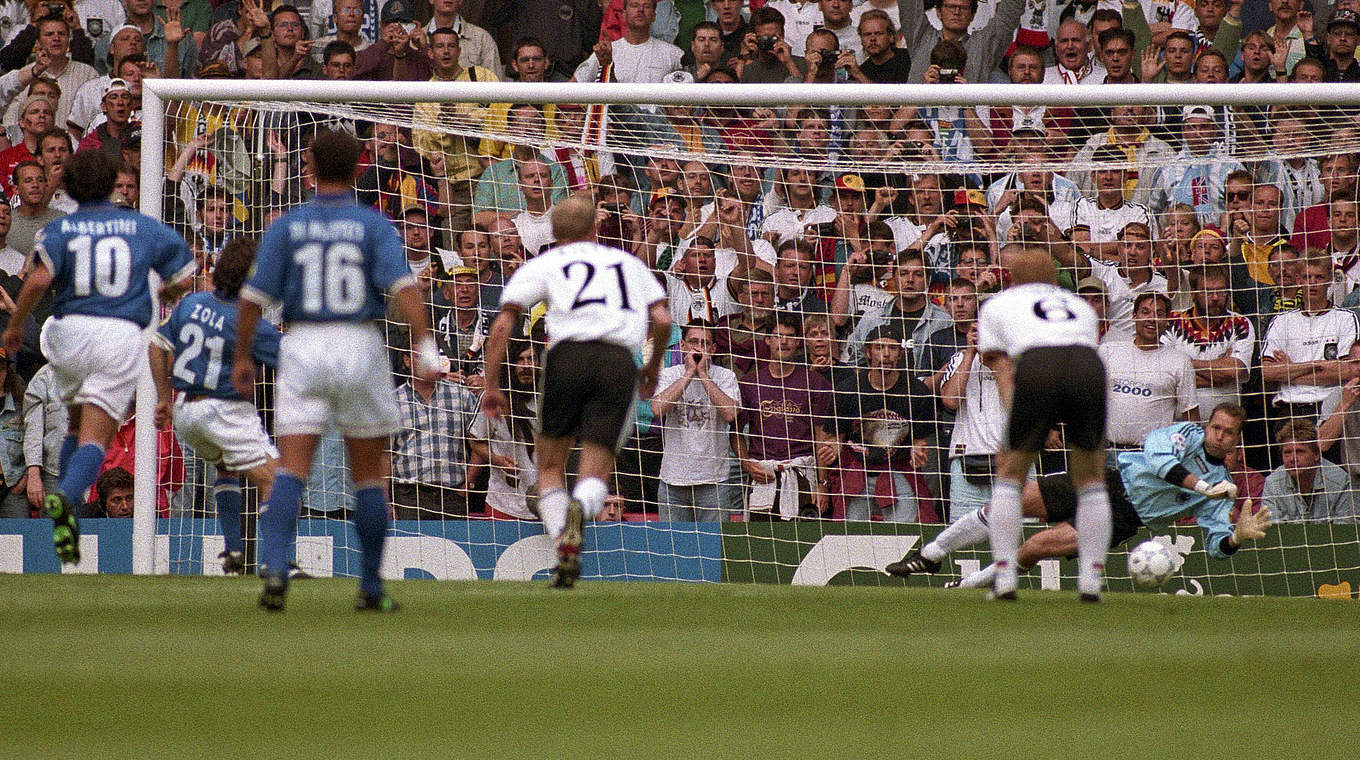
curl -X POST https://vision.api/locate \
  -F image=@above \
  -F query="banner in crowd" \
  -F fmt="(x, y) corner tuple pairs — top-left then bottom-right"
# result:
(1, 519), (1356, 598)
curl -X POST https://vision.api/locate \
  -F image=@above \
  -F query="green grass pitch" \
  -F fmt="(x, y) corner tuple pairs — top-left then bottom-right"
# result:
(1, 574), (1356, 759)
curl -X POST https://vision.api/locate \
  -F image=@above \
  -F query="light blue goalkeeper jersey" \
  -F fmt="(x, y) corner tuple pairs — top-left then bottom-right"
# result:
(1116, 422), (1236, 558)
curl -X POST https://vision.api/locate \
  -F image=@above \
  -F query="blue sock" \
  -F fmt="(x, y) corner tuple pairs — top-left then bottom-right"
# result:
(353, 485), (389, 598)
(214, 477), (244, 554)
(58, 435), (77, 473)
(258, 471), (304, 580)
(57, 443), (104, 506)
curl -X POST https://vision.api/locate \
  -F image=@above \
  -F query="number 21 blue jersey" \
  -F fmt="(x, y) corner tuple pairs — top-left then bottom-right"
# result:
(35, 202), (196, 328)
(243, 192), (413, 323)
(155, 291), (282, 401)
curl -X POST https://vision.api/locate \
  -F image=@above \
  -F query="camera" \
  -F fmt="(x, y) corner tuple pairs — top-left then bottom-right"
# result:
(938, 67), (958, 82)
(597, 202), (624, 243)
(43, 3), (64, 19)
(756, 34), (777, 52)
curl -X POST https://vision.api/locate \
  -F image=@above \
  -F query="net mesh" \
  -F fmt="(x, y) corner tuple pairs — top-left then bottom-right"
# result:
(142, 88), (1360, 595)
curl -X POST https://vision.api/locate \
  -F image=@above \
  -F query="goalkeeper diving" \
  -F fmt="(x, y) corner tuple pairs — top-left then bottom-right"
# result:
(886, 403), (1273, 587)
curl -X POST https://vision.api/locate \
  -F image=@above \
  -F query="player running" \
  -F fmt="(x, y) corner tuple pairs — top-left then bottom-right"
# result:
(890, 249), (1111, 600)
(1, 149), (195, 565)
(232, 129), (439, 613)
(889, 404), (1274, 590)
(150, 238), (282, 575)
(481, 195), (670, 589)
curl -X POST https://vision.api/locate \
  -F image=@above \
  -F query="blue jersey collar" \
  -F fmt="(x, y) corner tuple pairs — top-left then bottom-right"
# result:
(76, 200), (116, 213)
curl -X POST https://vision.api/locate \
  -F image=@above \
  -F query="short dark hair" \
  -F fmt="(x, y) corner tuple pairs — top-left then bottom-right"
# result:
(431, 26), (460, 42)
(749, 5), (785, 30)
(213, 237), (257, 298)
(1089, 8), (1122, 27)
(1165, 30), (1195, 47)
(692, 20), (720, 35)
(309, 129), (362, 184)
(10, 159), (41, 187)
(64, 149), (117, 203)
(95, 466), (134, 503)
(771, 310), (802, 335)
(1132, 290), (1171, 313)
(1097, 27), (1134, 50)
(511, 37), (547, 60)
(897, 248), (926, 267)
(683, 318), (715, 338)
(323, 39), (356, 64)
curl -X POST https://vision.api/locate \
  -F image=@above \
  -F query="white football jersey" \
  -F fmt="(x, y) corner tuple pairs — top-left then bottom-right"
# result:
(500, 241), (666, 352)
(977, 283), (1100, 359)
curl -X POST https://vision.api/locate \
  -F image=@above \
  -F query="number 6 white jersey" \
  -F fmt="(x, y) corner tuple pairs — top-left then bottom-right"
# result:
(500, 241), (666, 352)
(977, 283), (1099, 359)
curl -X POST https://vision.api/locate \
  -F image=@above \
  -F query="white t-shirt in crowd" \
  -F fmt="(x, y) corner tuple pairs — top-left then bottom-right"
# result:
(654, 361), (739, 485)
(1099, 341), (1198, 445)
(1262, 308), (1360, 405)
(1087, 257), (1168, 343)
(511, 208), (554, 257)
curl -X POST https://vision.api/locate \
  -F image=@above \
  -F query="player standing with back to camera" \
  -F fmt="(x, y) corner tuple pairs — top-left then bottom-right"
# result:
(232, 129), (439, 613)
(1, 149), (195, 566)
(892, 249), (1111, 601)
(481, 195), (670, 589)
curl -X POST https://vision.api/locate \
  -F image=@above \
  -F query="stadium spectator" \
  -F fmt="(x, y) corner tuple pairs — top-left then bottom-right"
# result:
(1162, 264), (1256, 413)
(390, 344), (480, 518)
(824, 324), (935, 522)
(735, 6), (803, 83)
(198, 0), (272, 76)
(1069, 105), (1174, 208)
(36, 126), (74, 214)
(713, 267), (774, 376)
(434, 266), (489, 370)
(988, 152), (1080, 241)
(1094, 27), (1136, 83)
(1265, 0), (1310, 75)
(707, 0), (747, 63)
(1044, 18), (1104, 84)
(735, 311), (834, 518)
(310, 0), (370, 63)
(0, 12), (95, 128)
(1236, 30), (1280, 84)
(1291, 153), (1358, 252)
(1261, 255), (1358, 425)
(193, 183), (231, 260)
(0, 95), (55, 199)
(0, 346), (23, 518)
(845, 248), (951, 368)
(664, 235), (737, 325)
(830, 219), (895, 331)
(510, 156), (555, 256)
(651, 320), (739, 521)
(263, 4), (320, 79)
(1140, 30), (1196, 84)
(1262, 418), (1358, 520)
(937, 313), (1004, 521)
(684, 21), (725, 79)
(760, 165), (833, 244)
(1232, 183), (1290, 290)
(422, 0), (501, 75)
(770, 238), (828, 315)
(1307, 8), (1360, 82)
(319, 38), (358, 80)
(507, 36), (558, 81)
(856, 9), (908, 82)
(21, 362), (67, 518)
(902, 0), (1022, 84)
(1075, 275), (1115, 344)
(356, 121), (437, 220)
(1064, 146), (1154, 260)
(467, 338), (539, 520)
(8, 160), (62, 255)
(1148, 105), (1244, 226)
(78, 465), (132, 518)
(63, 25), (142, 136)
(74, 78), (130, 159)
(354, 0), (433, 81)
(472, 122), (568, 214)
(451, 226), (503, 318)
(122, 0), (195, 78)
(572, 0), (682, 83)
(400, 204), (433, 274)
(763, 0), (821, 58)
(1055, 221), (1165, 342)
(1257, 114), (1324, 235)
(1100, 291), (1199, 451)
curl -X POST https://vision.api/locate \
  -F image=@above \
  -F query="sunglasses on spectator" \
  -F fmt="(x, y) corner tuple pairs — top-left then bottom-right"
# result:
(1226, 190), (1251, 202)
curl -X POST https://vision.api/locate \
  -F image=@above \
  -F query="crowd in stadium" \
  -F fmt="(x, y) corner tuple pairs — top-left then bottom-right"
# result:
(0, 0), (1358, 527)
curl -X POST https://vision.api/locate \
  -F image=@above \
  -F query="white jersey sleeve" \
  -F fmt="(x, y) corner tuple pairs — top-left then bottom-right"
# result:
(977, 283), (1100, 358)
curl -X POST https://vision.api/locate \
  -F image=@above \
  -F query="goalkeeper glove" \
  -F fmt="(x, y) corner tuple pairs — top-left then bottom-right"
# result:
(1233, 499), (1272, 545)
(1194, 479), (1237, 501)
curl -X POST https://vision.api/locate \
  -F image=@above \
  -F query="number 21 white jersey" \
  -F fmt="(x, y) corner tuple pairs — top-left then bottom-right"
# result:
(977, 283), (1099, 359)
(499, 241), (667, 353)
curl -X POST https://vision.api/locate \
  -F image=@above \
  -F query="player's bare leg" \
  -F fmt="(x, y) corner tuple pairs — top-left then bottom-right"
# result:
(48, 403), (121, 565)
(914, 478), (1050, 583)
(344, 436), (400, 611)
(1066, 447), (1111, 601)
(257, 434), (319, 611)
(987, 448), (1040, 599)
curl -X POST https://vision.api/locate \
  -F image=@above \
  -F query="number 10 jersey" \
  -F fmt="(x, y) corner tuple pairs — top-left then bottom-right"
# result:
(499, 241), (666, 353)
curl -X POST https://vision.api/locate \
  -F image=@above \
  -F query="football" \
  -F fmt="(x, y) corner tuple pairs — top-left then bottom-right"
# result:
(1127, 540), (1177, 589)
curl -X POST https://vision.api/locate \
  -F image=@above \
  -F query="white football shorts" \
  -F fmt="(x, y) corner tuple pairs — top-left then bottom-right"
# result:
(274, 322), (400, 439)
(40, 314), (144, 421)
(175, 396), (278, 471)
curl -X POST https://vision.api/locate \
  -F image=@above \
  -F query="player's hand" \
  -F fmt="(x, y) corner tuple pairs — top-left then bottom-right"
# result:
(1233, 499), (1272, 544)
(230, 358), (256, 399)
(1195, 479), (1238, 501)
(480, 387), (509, 418)
(154, 398), (173, 429)
(0, 327), (20, 358)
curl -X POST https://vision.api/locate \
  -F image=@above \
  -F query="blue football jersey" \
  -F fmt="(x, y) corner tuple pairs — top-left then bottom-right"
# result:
(242, 192), (413, 323)
(156, 291), (282, 401)
(35, 202), (196, 328)
(1116, 422), (1236, 558)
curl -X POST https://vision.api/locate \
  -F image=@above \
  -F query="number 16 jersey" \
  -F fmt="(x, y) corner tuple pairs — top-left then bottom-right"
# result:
(977, 282), (1099, 359)
(499, 241), (666, 352)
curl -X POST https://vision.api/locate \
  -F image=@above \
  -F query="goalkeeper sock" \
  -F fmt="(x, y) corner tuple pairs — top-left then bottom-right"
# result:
(923, 507), (989, 562)
(258, 470), (303, 580)
(59, 434), (78, 473)
(214, 477), (245, 555)
(1075, 481), (1112, 597)
(957, 563), (997, 590)
(57, 443), (105, 506)
(988, 477), (1023, 595)
(353, 483), (388, 599)
(572, 476), (609, 519)
(539, 488), (569, 539)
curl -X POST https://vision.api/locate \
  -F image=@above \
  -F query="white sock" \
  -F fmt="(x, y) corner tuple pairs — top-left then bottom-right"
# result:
(923, 507), (989, 561)
(988, 478), (1023, 594)
(572, 476), (609, 520)
(539, 488), (570, 539)
(1075, 481), (1112, 596)
(957, 562), (998, 589)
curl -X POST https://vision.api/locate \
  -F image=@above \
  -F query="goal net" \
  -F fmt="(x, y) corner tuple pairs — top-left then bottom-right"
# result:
(132, 79), (1360, 597)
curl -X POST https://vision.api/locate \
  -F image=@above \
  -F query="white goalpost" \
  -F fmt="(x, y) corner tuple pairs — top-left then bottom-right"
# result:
(127, 78), (1360, 596)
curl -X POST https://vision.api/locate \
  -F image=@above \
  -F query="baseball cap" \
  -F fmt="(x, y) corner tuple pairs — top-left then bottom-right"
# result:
(865, 323), (904, 345)
(649, 186), (680, 207)
(1075, 276), (1107, 295)
(380, 0), (415, 24)
(196, 60), (233, 79)
(952, 187), (988, 207)
(834, 174), (866, 193)
(1181, 104), (1214, 121)
(1330, 8), (1360, 31)
(109, 23), (143, 42)
(102, 78), (129, 99)
(450, 265), (479, 277)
